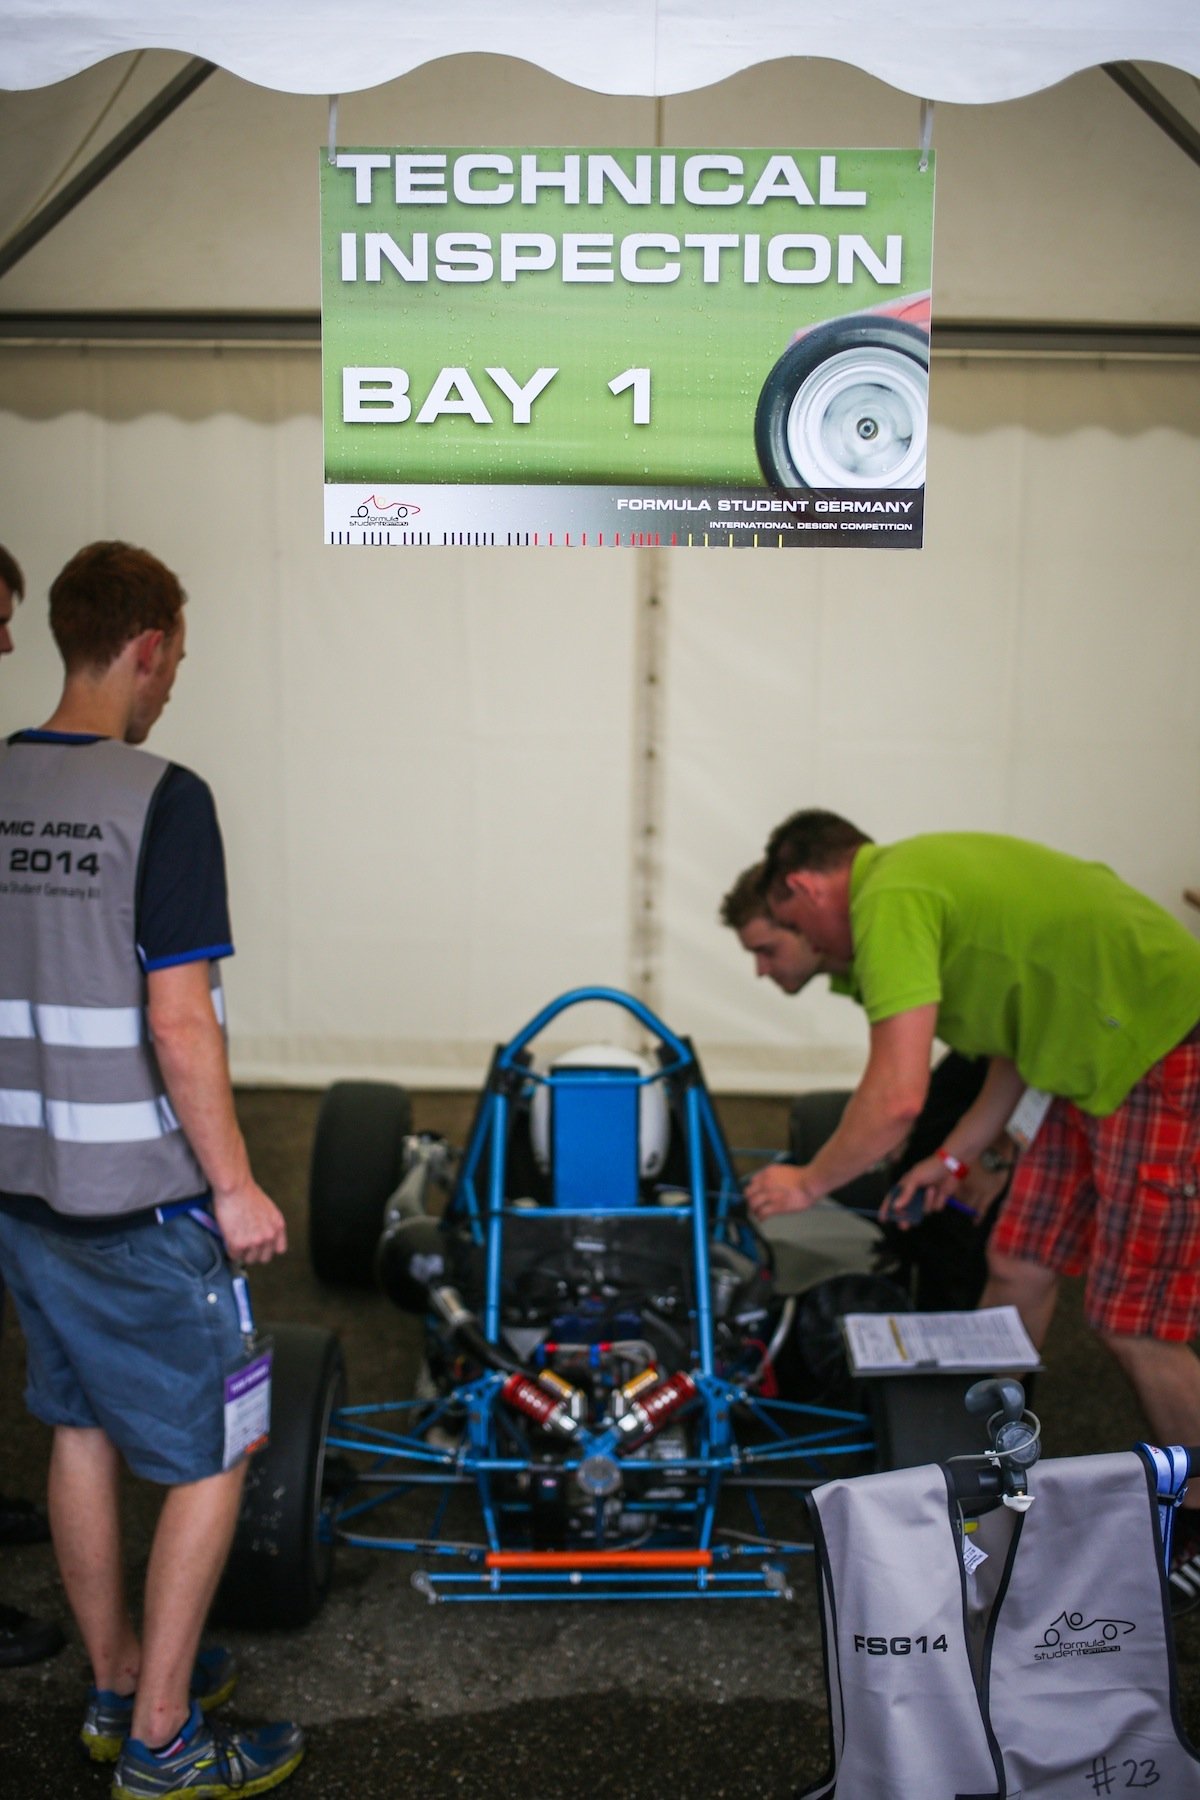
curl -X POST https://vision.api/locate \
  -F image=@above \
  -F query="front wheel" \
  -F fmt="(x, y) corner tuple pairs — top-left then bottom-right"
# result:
(755, 315), (929, 491)
(215, 1322), (346, 1629)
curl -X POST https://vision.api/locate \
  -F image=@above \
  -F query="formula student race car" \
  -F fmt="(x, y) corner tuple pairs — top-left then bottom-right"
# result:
(218, 988), (907, 1623)
(754, 292), (931, 492)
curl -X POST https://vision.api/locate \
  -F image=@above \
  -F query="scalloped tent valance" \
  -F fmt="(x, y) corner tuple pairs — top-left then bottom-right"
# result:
(2, 0), (1199, 103)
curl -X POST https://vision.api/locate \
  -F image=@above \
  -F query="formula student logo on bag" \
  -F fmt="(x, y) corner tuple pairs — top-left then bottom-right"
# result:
(1033, 1610), (1135, 1660)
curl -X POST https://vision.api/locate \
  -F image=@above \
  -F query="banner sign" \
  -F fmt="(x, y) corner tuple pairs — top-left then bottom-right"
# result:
(321, 147), (935, 549)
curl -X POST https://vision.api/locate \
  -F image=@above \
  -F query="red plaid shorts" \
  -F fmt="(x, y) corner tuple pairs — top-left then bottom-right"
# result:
(991, 1025), (1200, 1340)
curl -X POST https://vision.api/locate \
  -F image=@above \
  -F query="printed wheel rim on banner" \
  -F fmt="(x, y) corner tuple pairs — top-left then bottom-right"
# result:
(786, 345), (928, 487)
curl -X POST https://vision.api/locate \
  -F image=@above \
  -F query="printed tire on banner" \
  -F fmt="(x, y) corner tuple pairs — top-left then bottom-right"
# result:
(755, 293), (931, 492)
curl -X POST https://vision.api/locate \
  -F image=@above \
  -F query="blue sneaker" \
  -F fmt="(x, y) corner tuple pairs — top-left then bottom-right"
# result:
(81, 1647), (238, 1763)
(111, 1704), (304, 1799)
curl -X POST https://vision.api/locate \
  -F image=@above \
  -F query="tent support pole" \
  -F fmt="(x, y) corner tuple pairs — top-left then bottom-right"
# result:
(1102, 63), (1200, 171)
(629, 547), (666, 1021)
(628, 91), (669, 1022)
(0, 57), (216, 283)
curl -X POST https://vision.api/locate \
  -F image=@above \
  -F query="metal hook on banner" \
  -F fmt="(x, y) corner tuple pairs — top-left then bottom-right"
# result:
(327, 95), (340, 165)
(918, 98), (934, 173)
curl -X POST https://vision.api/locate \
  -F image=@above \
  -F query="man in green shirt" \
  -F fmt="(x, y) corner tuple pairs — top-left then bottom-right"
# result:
(719, 859), (839, 998)
(722, 859), (1005, 1307)
(744, 809), (1200, 1607)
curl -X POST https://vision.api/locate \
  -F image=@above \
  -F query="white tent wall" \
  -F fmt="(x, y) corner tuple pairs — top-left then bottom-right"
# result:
(0, 347), (642, 1086)
(660, 356), (1200, 1091)
(3, 348), (1196, 1092)
(0, 47), (1197, 1092)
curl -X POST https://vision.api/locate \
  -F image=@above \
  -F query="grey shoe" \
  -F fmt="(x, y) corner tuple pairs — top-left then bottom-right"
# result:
(81, 1646), (238, 1763)
(111, 1704), (304, 1799)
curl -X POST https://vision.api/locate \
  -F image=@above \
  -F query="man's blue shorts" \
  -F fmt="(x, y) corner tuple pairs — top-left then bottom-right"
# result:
(0, 1208), (246, 1485)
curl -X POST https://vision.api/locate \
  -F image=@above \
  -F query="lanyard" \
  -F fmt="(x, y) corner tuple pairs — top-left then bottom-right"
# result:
(154, 1197), (256, 1342)
(1137, 1441), (1191, 1572)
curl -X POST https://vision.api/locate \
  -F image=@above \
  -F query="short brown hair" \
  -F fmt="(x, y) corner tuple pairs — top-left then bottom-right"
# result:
(762, 809), (872, 894)
(719, 862), (770, 931)
(0, 544), (25, 600)
(49, 541), (185, 671)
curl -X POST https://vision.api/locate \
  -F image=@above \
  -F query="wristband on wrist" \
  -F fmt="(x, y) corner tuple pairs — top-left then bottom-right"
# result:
(937, 1147), (969, 1179)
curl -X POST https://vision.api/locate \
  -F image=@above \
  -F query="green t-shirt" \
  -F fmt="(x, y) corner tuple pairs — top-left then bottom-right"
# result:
(849, 834), (1200, 1115)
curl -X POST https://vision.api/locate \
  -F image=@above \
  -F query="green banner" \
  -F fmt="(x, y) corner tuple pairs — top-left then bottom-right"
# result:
(321, 147), (935, 548)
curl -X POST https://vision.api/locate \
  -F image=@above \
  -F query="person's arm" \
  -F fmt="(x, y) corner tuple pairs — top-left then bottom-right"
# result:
(886, 1054), (1026, 1220)
(745, 1004), (938, 1220)
(147, 960), (287, 1263)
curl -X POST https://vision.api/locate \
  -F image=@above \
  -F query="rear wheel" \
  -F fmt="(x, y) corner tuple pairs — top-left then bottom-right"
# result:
(788, 1089), (892, 1215)
(215, 1322), (346, 1629)
(308, 1080), (412, 1285)
(788, 1089), (852, 1164)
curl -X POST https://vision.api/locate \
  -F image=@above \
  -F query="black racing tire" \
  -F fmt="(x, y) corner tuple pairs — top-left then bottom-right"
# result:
(779, 1270), (912, 1409)
(755, 315), (929, 491)
(308, 1080), (413, 1285)
(215, 1322), (346, 1630)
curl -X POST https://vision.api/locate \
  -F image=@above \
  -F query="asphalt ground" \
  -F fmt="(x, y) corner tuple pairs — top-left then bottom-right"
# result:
(2, 1087), (1200, 1799)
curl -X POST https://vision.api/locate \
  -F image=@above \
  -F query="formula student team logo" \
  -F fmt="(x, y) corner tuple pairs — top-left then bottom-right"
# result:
(1033, 1609), (1135, 1660)
(352, 495), (422, 523)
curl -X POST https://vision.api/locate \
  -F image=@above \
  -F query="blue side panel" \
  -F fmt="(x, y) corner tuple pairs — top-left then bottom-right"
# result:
(551, 1068), (640, 1210)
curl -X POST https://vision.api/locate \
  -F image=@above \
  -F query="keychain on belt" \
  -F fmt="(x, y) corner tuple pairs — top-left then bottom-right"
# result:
(158, 1198), (275, 1465)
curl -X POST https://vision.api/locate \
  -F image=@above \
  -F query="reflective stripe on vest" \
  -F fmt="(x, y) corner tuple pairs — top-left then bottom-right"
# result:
(0, 1089), (181, 1143)
(0, 737), (213, 1216)
(803, 1450), (1200, 1799)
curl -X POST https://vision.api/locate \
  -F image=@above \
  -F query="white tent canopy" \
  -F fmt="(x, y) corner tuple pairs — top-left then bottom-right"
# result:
(3, 0), (1199, 102)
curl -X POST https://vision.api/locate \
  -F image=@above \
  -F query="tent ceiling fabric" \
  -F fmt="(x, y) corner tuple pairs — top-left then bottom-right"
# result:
(2, 1), (1199, 103)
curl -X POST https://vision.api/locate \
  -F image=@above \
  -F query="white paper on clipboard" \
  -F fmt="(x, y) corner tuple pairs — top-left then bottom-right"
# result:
(841, 1305), (1040, 1376)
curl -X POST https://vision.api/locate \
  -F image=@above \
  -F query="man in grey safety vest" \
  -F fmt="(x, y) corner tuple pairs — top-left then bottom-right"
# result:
(0, 542), (304, 1799)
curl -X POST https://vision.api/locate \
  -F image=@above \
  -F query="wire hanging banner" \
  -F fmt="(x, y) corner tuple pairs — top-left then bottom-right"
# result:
(321, 145), (935, 548)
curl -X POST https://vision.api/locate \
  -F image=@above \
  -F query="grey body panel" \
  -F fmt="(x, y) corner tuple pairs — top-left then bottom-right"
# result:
(761, 1198), (882, 1296)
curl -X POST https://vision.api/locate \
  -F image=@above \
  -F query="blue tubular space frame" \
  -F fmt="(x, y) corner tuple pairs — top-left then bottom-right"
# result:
(323, 987), (874, 1602)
